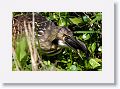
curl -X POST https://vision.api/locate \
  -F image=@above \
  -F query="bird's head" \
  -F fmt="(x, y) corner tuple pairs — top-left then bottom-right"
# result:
(56, 27), (89, 58)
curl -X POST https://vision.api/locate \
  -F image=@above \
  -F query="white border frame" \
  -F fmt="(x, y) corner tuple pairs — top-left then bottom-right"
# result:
(0, 0), (114, 83)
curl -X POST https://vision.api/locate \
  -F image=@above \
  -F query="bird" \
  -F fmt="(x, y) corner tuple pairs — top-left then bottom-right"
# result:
(12, 13), (89, 58)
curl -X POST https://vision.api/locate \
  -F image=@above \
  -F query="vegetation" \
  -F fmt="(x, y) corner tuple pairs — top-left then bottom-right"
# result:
(12, 12), (102, 71)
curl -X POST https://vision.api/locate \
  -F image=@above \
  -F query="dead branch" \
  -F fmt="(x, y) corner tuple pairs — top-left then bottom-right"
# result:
(12, 47), (21, 71)
(24, 20), (38, 71)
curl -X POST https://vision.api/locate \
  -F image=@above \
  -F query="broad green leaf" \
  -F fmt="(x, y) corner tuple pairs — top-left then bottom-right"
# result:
(16, 42), (20, 60)
(89, 58), (100, 69)
(91, 42), (96, 52)
(19, 37), (27, 61)
(16, 37), (27, 61)
(20, 51), (26, 61)
(69, 17), (82, 25)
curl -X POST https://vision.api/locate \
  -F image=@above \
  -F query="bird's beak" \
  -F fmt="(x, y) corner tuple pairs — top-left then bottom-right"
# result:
(64, 36), (89, 58)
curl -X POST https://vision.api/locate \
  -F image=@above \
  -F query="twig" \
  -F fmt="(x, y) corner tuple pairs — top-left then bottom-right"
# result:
(24, 20), (38, 71)
(12, 47), (20, 71)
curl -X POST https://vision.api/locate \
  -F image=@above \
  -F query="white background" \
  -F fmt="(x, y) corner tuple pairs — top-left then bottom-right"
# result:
(0, 0), (114, 83)
(0, 0), (119, 88)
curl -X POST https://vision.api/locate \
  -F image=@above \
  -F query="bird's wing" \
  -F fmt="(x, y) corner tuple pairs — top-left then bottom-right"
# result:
(34, 13), (59, 50)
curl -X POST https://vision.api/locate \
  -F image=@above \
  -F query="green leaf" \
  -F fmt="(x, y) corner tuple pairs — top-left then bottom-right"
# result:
(58, 18), (66, 26)
(16, 37), (27, 61)
(95, 58), (102, 63)
(91, 42), (96, 52)
(89, 28), (93, 31)
(69, 17), (82, 25)
(82, 34), (90, 40)
(43, 61), (48, 65)
(90, 13), (102, 25)
(20, 51), (26, 61)
(61, 60), (67, 63)
(47, 60), (51, 65)
(70, 65), (77, 71)
(89, 58), (100, 69)
(83, 16), (90, 22)
(53, 13), (58, 20)
(96, 13), (102, 21)
(98, 46), (102, 52)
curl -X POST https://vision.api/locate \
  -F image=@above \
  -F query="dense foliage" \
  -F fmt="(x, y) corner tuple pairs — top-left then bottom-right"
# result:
(12, 12), (102, 71)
